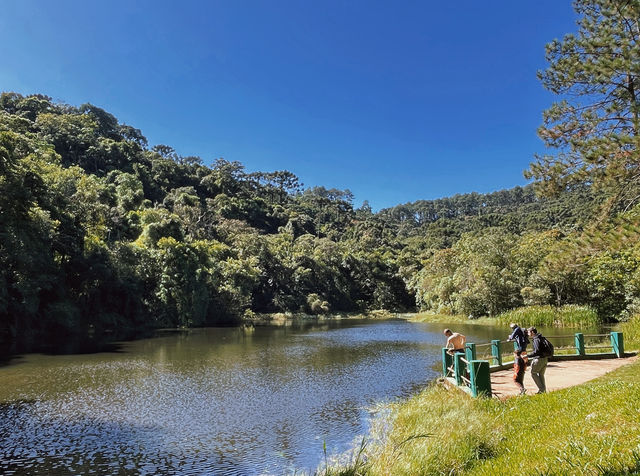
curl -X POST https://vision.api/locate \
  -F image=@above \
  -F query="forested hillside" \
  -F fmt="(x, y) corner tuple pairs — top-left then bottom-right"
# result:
(1, 92), (639, 344)
(380, 184), (598, 246)
(0, 92), (415, 341)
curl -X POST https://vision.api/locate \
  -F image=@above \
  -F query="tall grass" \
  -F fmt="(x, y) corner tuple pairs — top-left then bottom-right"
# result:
(364, 383), (499, 475)
(411, 305), (603, 328)
(494, 304), (602, 328)
(317, 438), (368, 476)
(350, 358), (640, 475)
(621, 314), (640, 350)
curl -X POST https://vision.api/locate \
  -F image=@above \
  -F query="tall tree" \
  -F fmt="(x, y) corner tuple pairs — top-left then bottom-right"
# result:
(527, 0), (640, 209)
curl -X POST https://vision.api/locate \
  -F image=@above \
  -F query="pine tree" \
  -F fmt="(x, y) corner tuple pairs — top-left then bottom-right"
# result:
(527, 0), (640, 209)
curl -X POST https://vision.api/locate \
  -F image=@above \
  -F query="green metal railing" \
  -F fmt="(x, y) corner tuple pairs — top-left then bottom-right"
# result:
(471, 331), (626, 367)
(442, 331), (625, 398)
(442, 342), (492, 398)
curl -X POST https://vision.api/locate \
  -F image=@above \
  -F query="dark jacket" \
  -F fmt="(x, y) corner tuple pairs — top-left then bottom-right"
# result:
(528, 333), (548, 359)
(513, 355), (526, 381)
(508, 326), (528, 351)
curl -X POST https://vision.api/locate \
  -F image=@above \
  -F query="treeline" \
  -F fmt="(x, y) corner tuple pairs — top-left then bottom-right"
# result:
(381, 185), (640, 320)
(380, 184), (598, 247)
(382, 186), (640, 320)
(1, 93), (638, 342)
(0, 93), (412, 340)
(407, 216), (640, 319)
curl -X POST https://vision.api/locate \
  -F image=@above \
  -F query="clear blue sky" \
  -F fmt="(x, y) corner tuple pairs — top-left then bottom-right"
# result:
(0, 1), (577, 210)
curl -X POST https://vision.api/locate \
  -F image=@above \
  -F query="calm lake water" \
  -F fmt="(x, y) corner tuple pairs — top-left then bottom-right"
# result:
(0, 318), (594, 475)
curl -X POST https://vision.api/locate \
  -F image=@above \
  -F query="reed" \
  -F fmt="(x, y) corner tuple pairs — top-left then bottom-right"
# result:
(621, 314), (640, 350)
(412, 305), (603, 328)
(494, 304), (602, 328)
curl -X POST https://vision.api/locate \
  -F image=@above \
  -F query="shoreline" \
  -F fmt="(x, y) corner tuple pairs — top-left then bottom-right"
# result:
(241, 309), (400, 325)
(323, 315), (640, 475)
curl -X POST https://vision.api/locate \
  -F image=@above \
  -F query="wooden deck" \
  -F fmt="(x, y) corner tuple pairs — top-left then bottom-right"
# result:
(490, 355), (637, 399)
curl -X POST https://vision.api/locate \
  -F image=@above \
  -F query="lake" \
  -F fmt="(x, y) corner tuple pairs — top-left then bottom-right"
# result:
(0, 318), (580, 475)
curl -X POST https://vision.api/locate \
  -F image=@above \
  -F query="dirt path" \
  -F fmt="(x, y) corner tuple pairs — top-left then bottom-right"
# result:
(490, 356), (637, 399)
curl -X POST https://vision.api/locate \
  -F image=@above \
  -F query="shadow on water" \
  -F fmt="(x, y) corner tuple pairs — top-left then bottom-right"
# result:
(0, 340), (128, 370)
(0, 328), (159, 367)
(0, 399), (255, 476)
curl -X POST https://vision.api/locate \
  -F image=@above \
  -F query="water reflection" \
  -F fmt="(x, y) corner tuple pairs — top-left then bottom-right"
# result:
(0, 318), (604, 475)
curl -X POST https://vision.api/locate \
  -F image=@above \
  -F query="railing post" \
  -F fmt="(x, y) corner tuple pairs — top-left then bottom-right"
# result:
(442, 348), (453, 377)
(575, 333), (585, 356)
(491, 340), (502, 366)
(465, 342), (476, 362)
(611, 332), (624, 358)
(470, 360), (492, 397)
(454, 352), (465, 386)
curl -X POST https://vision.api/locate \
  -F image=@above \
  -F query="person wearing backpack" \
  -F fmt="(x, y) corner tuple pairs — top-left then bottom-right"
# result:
(527, 327), (553, 394)
(507, 323), (529, 352)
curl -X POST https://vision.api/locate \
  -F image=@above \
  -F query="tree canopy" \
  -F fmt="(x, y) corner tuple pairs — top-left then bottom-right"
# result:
(4, 48), (640, 348)
(527, 0), (640, 209)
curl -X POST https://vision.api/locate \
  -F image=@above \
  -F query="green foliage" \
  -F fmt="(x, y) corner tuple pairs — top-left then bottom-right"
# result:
(0, 92), (415, 342)
(494, 304), (602, 328)
(411, 206), (640, 321)
(379, 185), (598, 244)
(411, 229), (552, 317)
(527, 0), (640, 209)
(620, 313), (640, 350)
(2, 86), (640, 343)
(307, 293), (330, 314)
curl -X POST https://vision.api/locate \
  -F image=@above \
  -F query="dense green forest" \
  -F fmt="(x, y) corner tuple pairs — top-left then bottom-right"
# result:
(1, 89), (639, 344)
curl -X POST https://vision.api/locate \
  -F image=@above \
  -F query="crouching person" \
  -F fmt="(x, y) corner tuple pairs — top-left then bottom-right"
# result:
(443, 329), (466, 355)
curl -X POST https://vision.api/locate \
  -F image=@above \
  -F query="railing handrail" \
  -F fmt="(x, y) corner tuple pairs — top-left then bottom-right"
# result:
(441, 332), (625, 398)
(474, 332), (616, 348)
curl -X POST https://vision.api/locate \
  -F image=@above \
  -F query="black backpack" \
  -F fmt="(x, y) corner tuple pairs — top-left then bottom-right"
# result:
(538, 335), (554, 357)
(522, 331), (530, 346)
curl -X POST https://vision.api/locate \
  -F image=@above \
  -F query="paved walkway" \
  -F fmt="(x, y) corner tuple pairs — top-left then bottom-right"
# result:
(490, 356), (637, 399)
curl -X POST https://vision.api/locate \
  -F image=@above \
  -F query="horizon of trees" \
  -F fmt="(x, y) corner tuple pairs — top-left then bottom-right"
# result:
(4, 0), (640, 345)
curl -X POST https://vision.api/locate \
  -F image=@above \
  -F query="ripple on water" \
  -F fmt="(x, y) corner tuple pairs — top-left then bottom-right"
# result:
(0, 320), (445, 475)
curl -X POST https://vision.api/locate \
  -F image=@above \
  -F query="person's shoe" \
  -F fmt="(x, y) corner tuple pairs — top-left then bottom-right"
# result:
(519, 388), (526, 395)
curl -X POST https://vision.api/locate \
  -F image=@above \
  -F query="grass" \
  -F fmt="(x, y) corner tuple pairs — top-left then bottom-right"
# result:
(494, 305), (602, 328)
(324, 314), (640, 475)
(621, 312), (640, 346)
(411, 305), (602, 329)
(317, 438), (368, 476)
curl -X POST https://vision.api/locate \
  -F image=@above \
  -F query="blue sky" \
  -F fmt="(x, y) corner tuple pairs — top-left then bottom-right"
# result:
(0, 1), (577, 210)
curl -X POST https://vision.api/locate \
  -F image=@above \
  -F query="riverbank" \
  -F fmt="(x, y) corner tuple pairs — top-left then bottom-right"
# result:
(325, 315), (640, 475)
(243, 309), (396, 325)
